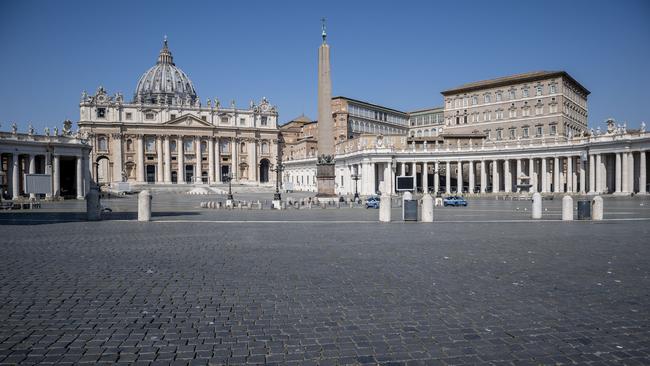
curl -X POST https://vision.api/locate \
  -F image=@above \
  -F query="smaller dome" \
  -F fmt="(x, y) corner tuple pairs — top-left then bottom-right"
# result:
(133, 37), (198, 105)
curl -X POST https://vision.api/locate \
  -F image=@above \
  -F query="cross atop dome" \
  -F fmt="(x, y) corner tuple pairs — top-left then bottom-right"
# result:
(158, 36), (174, 65)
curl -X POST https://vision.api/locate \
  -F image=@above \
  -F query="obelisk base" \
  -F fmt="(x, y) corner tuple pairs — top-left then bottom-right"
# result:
(316, 162), (336, 198)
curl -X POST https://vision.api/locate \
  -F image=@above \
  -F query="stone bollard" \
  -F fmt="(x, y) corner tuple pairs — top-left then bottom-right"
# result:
(307, 202), (312, 209)
(138, 190), (152, 222)
(86, 188), (101, 221)
(379, 193), (391, 222)
(531, 192), (542, 219)
(562, 195), (573, 221)
(272, 199), (281, 210)
(336, 201), (341, 209)
(320, 201), (326, 209)
(421, 193), (434, 222)
(592, 195), (603, 220)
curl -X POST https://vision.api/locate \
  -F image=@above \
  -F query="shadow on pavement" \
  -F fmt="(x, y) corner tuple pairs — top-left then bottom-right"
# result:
(0, 211), (201, 225)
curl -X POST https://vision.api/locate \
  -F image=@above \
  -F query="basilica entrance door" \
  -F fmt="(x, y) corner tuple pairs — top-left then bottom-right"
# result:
(185, 165), (194, 183)
(146, 165), (156, 183)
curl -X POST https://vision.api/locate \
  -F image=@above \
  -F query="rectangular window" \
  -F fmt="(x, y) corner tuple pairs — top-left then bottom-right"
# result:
(550, 84), (556, 94)
(472, 96), (477, 105)
(496, 93), (502, 102)
(240, 118), (245, 125)
(550, 125), (557, 135)
(536, 126), (543, 136)
(550, 104), (558, 113)
(97, 108), (106, 118)
(522, 89), (529, 98)
(201, 116), (207, 121)
(261, 116), (268, 126)
(509, 109), (516, 118)
(536, 86), (543, 96)
(523, 127), (529, 138)
(221, 117), (229, 124)
(125, 112), (132, 120)
(484, 94), (491, 103)
(509, 90), (516, 99)
(535, 106), (543, 115)
(510, 129), (515, 139)
(145, 113), (154, 120)
(170, 114), (176, 120)
(496, 130), (502, 140)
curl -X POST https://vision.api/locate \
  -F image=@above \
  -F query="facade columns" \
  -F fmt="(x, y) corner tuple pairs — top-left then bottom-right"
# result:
(588, 154), (595, 194)
(177, 137), (185, 184)
(156, 137), (164, 183)
(249, 139), (258, 183)
(163, 136), (171, 183)
(208, 137), (215, 184)
(579, 156), (586, 193)
(195, 137), (202, 183)
(232, 137), (238, 181)
(615, 152), (622, 193)
(383, 162), (392, 195)
(411, 162), (416, 192)
(53, 155), (60, 197)
(566, 156), (573, 193)
(434, 161), (440, 194)
(504, 159), (511, 193)
(76, 156), (84, 199)
(422, 162), (428, 193)
(541, 158), (548, 193)
(399, 162), (405, 176)
(113, 134), (123, 183)
(445, 161), (451, 194)
(480, 160), (486, 193)
(529, 158), (536, 192)
(468, 161), (475, 194)
(215, 138), (221, 182)
(456, 161), (462, 193)
(595, 154), (603, 193)
(136, 135), (145, 183)
(11, 154), (19, 199)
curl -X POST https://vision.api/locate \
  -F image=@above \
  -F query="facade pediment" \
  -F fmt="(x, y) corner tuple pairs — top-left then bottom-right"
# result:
(163, 114), (213, 128)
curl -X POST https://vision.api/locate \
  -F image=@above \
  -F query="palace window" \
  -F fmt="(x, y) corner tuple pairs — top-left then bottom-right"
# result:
(509, 109), (516, 118)
(523, 127), (529, 138)
(220, 117), (229, 124)
(509, 129), (516, 139)
(471, 96), (478, 105)
(550, 84), (557, 94)
(145, 113), (154, 120)
(509, 90), (516, 100)
(535, 106), (543, 115)
(536, 126), (543, 136)
(97, 108), (106, 118)
(536, 86), (543, 96)
(484, 94), (491, 103)
(550, 125), (557, 135)
(125, 112), (132, 120)
(522, 89), (529, 98)
(496, 92), (502, 102)
(240, 118), (246, 125)
(496, 110), (504, 120)
(496, 130), (503, 140)
(550, 104), (558, 113)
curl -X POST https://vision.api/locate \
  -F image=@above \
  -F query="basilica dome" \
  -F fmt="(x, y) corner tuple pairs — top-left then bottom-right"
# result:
(133, 38), (198, 105)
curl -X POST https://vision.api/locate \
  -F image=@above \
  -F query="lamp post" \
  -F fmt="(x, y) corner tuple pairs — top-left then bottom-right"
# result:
(351, 172), (360, 201)
(271, 160), (284, 201)
(222, 172), (233, 200)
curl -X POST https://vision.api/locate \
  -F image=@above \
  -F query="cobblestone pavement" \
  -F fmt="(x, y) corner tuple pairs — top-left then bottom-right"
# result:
(1, 202), (650, 365)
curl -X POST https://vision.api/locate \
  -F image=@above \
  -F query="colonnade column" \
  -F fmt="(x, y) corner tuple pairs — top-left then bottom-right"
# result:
(434, 162), (440, 194)
(250, 139), (258, 183)
(163, 137), (171, 183)
(640, 151), (647, 194)
(28, 154), (36, 199)
(445, 161), (451, 194)
(566, 156), (573, 193)
(177, 137), (185, 184)
(492, 160), (499, 193)
(369, 161), (376, 194)
(76, 156), (84, 199)
(215, 138), (221, 183)
(11, 154), (19, 199)
(399, 162), (405, 176)
(553, 157), (560, 193)
(541, 158), (548, 193)
(156, 137), (164, 183)
(628, 152), (635, 193)
(457, 161), (462, 193)
(53, 155), (60, 197)
(422, 162), (428, 193)
(480, 160), (486, 193)
(232, 137), (238, 181)
(136, 135), (145, 183)
(468, 161), (475, 194)
(384, 162), (393, 195)
(615, 152), (622, 193)
(579, 156), (586, 194)
(411, 162), (416, 192)
(595, 154), (603, 193)
(516, 159), (522, 192)
(504, 159), (511, 193)
(208, 137), (215, 184)
(529, 158), (536, 192)
(588, 154), (595, 194)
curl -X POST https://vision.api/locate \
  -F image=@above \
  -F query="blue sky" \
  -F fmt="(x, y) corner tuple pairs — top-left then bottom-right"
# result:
(0, 0), (648, 133)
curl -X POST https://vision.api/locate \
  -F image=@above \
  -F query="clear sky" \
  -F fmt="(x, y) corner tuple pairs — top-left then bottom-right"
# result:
(0, 0), (648, 133)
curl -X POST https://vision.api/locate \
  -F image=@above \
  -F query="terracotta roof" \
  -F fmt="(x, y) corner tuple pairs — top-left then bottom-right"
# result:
(441, 71), (590, 96)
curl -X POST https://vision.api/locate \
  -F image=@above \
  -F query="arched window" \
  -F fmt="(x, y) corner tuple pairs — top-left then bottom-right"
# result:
(97, 136), (108, 151)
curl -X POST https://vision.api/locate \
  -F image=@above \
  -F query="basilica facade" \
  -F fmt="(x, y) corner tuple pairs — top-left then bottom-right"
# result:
(79, 39), (280, 187)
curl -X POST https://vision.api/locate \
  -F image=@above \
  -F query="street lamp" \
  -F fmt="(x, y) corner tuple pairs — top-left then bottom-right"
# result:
(351, 172), (360, 201)
(271, 158), (284, 201)
(222, 172), (233, 200)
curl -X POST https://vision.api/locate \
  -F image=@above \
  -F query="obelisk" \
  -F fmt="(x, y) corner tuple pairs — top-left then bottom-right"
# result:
(316, 18), (336, 197)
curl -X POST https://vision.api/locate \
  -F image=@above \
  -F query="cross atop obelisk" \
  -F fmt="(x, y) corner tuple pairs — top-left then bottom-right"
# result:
(316, 18), (336, 197)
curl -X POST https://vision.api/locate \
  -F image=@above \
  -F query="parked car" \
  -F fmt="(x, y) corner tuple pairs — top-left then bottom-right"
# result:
(443, 196), (468, 207)
(365, 196), (380, 209)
